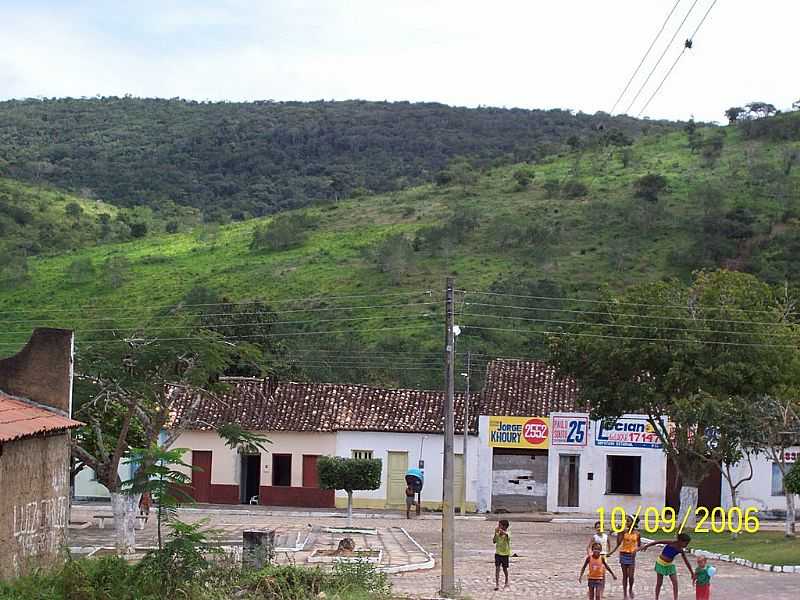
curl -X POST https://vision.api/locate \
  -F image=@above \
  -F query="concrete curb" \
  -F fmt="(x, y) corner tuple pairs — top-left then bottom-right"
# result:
(379, 527), (435, 574)
(640, 536), (800, 574)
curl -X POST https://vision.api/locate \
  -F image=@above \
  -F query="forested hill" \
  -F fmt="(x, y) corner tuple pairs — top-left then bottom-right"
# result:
(2, 111), (798, 389)
(0, 98), (675, 220)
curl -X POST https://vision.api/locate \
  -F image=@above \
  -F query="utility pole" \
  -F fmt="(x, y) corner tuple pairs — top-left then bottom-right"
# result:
(461, 351), (470, 516)
(441, 277), (456, 597)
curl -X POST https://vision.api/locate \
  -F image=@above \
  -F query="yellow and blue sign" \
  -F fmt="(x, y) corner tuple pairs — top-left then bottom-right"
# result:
(488, 416), (550, 449)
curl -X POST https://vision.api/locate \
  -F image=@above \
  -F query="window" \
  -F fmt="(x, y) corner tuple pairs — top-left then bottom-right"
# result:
(352, 450), (373, 460)
(272, 454), (292, 487)
(772, 463), (786, 496)
(606, 455), (641, 495)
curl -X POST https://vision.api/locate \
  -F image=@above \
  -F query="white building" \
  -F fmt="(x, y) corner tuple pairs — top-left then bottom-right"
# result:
(721, 447), (800, 515)
(476, 360), (668, 514)
(167, 378), (479, 510)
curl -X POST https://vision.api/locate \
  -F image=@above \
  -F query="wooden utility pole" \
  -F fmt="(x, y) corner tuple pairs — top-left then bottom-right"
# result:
(461, 351), (470, 516)
(441, 277), (456, 596)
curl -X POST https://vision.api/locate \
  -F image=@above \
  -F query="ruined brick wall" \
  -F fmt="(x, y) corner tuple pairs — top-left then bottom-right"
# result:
(0, 433), (70, 579)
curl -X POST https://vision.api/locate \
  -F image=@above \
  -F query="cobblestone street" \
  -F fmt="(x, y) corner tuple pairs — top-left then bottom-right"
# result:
(70, 506), (800, 599)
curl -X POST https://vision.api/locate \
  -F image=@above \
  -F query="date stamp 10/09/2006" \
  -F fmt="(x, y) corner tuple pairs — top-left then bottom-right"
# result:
(596, 505), (761, 535)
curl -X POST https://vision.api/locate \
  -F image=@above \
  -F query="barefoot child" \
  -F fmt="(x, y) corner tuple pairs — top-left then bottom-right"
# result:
(579, 542), (617, 600)
(493, 519), (511, 590)
(609, 517), (641, 600)
(694, 556), (715, 600)
(637, 533), (695, 600)
(586, 520), (611, 557)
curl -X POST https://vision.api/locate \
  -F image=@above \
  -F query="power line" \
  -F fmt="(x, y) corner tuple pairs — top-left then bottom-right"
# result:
(623, 0), (701, 115)
(0, 290), (436, 315)
(637, 0), (719, 117)
(459, 289), (796, 317)
(0, 324), (441, 346)
(610, 0), (683, 114)
(462, 312), (796, 339)
(0, 301), (441, 325)
(465, 301), (796, 327)
(462, 325), (800, 349)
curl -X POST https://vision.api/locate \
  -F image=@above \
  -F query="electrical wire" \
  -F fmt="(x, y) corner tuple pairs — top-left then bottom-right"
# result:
(637, 0), (719, 117)
(623, 0), (701, 115)
(610, 0), (683, 114)
(461, 325), (800, 349)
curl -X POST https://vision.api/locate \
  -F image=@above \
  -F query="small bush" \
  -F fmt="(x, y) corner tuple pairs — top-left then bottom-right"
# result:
(562, 180), (588, 198)
(251, 212), (318, 251)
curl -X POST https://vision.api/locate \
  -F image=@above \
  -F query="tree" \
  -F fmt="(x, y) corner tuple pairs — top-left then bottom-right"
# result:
(65, 202), (84, 221)
(318, 456), (382, 525)
(759, 393), (800, 537)
(793, 99), (800, 112)
(633, 174), (668, 202)
(130, 222), (148, 238)
(250, 212), (318, 252)
(103, 255), (132, 287)
(725, 106), (745, 124)
(512, 168), (534, 190)
(371, 234), (415, 284)
(72, 322), (262, 553)
(550, 270), (796, 525)
(685, 119), (701, 152)
(744, 101), (778, 120)
(66, 257), (96, 285)
(122, 444), (196, 549)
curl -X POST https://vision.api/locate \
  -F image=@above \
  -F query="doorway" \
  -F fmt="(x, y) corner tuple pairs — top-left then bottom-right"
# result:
(240, 453), (261, 504)
(191, 451), (212, 503)
(302, 455), (320, 488)
(272, 454), (292, 487)
(557, 454), (580, 507)
(454, 454), (465, 511)
(386, 451), (408, 507)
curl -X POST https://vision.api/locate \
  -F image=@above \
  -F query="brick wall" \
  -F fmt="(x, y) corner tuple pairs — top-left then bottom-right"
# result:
(0, 434), (71, 579)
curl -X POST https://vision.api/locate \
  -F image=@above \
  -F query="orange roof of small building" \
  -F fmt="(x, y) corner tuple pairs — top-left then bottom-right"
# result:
(0, 391), (82, 443)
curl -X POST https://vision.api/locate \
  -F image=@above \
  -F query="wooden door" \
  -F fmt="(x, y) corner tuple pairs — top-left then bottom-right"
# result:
(192, 451), (212, 503)
(454, 454), (465, 510)
(302, 455), (320, 488)
(557, 454), (580, 507)
(386, 451), (408, 507)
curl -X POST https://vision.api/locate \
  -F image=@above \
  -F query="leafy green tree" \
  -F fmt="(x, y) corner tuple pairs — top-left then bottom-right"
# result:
(633, 173), (667, 202)
(562, 180), (588, 198)
(685, 118), (701, 152)
(66, 257), (96, 285)
(72, 323), (262, 554)
(318, 456), (382, 525)
(130, 222), (148, 238)
(250, 212), (318, 251)
(65, 201), (84, 221)
(725, 106), (745, 124)
(122, 445), (196, 549)
(103, 255), (132, 287)
(0, 250), (29, 287)
(512, 168), (534, 190)
(542, 179), (560, 198)
(550, 270), (797, 524)
(745, 101), (778, 119)
(371, 234), (415, 283)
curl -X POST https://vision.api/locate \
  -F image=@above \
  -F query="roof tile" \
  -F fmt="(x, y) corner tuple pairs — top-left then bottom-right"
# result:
(0, 391), (83, 443)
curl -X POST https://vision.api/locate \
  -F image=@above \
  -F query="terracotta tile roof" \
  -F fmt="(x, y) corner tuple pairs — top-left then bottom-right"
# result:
(168, 378), (478, 435)
(479, 359), (581, 416)
(0, 391), (82, 443)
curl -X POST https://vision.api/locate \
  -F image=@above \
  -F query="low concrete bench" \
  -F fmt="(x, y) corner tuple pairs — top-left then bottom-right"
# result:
(94, 514), (148, 530)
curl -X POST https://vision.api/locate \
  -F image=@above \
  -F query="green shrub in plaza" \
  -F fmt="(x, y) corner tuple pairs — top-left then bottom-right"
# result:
(318, 456), (383, 526)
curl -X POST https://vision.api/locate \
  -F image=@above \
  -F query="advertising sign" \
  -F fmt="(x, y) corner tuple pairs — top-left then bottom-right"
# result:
(488, 416), (550, 449)
(783, 448), (799, 463)
(551, 415), (589, 446)
(595, 416), (665, 449)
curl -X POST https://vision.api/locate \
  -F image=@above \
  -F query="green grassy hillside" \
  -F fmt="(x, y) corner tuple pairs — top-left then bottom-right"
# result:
(0, 97), (675, 220)
(1, 115), (798, 387)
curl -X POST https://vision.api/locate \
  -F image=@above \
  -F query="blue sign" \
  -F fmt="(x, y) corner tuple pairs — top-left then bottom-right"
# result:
(595, 417), (664, 449)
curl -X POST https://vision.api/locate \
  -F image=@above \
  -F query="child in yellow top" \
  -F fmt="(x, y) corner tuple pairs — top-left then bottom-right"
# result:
(609, 516), (641, 600)
(580, 542), (617, 600)
(493, 519), (511, 591)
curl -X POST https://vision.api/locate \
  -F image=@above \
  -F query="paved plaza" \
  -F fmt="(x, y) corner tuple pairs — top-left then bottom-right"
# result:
(70, 505), (799, 599)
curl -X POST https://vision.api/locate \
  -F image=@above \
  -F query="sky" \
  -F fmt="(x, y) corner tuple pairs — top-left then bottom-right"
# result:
(0, 0), (796, 122)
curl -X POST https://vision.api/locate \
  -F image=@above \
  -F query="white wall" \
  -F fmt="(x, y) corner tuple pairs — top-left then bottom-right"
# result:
(173, 430), (336, 487)
(73, 461), (133, 500)
(546, 413), (667, 514)
(476, 413), (667, 514)
(334, 430), (480, 507)
(721, 448), (799, 513)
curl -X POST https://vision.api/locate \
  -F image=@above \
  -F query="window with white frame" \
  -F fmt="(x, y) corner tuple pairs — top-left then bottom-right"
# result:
(352, 450), (373, 460)
(772, 463), (786, 496)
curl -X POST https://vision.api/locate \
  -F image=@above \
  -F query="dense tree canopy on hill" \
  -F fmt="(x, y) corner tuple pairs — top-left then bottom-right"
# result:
(0, 97), (674, 220)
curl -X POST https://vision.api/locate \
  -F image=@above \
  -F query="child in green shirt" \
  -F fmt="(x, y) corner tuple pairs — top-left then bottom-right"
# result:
(694, 556), (715, 600)
(493, 519), (511, 590)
